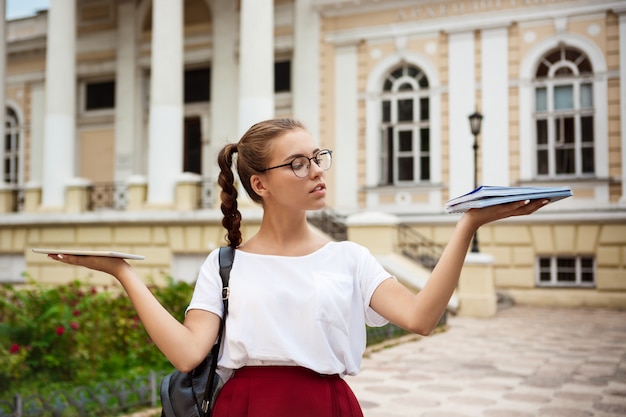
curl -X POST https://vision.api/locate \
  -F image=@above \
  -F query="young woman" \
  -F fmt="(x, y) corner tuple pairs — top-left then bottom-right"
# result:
(48, 118), (548, 417)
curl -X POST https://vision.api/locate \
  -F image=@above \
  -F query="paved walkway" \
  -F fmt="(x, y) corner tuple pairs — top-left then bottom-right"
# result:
(346, 306), (626, 417)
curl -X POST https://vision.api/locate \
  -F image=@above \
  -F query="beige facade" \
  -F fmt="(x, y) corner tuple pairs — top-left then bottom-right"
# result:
(1, 0), (625, 312)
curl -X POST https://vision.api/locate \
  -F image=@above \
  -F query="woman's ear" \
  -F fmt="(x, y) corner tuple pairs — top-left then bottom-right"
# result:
(250, 174), (269, 197)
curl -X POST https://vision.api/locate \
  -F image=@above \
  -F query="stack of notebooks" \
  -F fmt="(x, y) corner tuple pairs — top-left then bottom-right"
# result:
(445, 185), (573, 213)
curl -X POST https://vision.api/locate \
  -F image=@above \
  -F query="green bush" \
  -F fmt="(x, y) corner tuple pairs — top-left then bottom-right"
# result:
(1, 275), (416, 404)
(0, 276), (194, 398)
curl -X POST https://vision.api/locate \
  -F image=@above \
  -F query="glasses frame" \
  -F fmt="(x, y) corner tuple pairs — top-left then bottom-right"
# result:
(262, 149), (333, 178)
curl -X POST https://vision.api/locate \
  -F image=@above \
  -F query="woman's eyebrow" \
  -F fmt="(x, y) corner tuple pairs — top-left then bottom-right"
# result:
(281, 149), (321, 161)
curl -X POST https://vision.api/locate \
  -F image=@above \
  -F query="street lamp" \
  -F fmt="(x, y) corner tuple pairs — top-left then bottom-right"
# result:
(468, 111), (483, 253)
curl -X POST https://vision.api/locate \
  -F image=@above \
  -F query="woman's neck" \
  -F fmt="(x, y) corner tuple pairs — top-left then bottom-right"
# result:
(239, 210), (330, 256)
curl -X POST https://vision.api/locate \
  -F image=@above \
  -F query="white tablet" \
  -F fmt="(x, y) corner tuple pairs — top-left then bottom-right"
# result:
(32, 248), (145, 260)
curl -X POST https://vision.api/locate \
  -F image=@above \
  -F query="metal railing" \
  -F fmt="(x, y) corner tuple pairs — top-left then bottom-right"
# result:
(200, 177), (216, 209)
(12, 188), (24, 212)
(0, 323), (409, 417)
(0, 372), (161, 417)
(397, 223), (444, 270)
(307, 208), (348, 241)
(88, 183), (128, 210)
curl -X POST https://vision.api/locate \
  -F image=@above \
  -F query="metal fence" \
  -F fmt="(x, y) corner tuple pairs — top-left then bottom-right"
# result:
(0, 372), (161, 417)
(397, 223), (444, 270)
(88, 183), (128, 211)
(0, 323), (411, 417)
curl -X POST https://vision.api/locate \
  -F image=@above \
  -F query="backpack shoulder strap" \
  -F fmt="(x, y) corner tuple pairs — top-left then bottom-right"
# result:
(218, 246), (235, 308)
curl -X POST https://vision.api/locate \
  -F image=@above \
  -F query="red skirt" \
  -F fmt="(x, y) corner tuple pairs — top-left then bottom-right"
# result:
(212, 366), (364, 417)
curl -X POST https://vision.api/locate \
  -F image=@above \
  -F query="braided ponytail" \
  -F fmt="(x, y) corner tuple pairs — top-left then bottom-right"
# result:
(217, 144), (242, 248)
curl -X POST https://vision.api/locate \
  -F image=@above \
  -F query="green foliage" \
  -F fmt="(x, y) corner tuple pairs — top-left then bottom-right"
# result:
(0, 276), (194, 398)
(0, 275), (416, 408)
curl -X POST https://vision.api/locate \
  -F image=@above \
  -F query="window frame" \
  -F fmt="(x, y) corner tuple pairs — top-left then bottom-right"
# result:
(532, 46), (595, 179)
(535, 255), (596, 288)
(379, 64), (431, 186)
(80, 78), (116, 116)
(4, 107), (21, 185)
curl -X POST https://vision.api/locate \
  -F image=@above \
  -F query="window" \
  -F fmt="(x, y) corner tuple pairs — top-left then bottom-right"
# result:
(379, 64), (430, 185)
(4, 107), (20, 185)
(533, 46), (594, 178)
(184, 68), (211, 103)
(536, 255), (595, 287)
(0, 254), (25, 284)
(85, 80), (115, 111)
(184, 117), (202, 174)
(275, 60), (291, 93)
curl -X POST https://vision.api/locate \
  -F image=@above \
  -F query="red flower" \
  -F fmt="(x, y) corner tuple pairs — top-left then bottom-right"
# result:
(73, 309), (81, 317)
(90, 287), (97, 295)
(9, 343), (20, 354)
(55, 326), (65, 336)
(70, 322), (80, 330)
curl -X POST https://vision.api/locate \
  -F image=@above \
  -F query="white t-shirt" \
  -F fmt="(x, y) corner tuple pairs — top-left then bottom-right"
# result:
(186, 241), (394, 378)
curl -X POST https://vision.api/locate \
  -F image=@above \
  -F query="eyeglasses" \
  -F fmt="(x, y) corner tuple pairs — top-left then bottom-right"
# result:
(263, 149), (333, 178)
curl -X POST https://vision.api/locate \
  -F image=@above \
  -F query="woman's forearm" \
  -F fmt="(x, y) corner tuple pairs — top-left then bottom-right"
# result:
(411, 215), (477, 330)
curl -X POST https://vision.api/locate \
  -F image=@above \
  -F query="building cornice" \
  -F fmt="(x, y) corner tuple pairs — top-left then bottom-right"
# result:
(321, 0), (626, 45)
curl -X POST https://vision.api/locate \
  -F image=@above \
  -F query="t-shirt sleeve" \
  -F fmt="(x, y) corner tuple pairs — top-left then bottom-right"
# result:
(352, 242), (395, 327)
(185, 248), (224, 318)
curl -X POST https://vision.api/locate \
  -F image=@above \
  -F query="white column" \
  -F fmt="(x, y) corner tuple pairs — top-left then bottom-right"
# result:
(0, 0), (5, 180)
(448, 32), (476, 199)
(147, 0), (183, 205)
(209, 0), (239, 176)
(481, 28), (509, 186)
(293, 0), (320, 140)
(619, 11), (626, 205)
(334, 45), (358, 211)
(238, 0), (274, 135)
(114, 0), (139, 182)
(41, 0), (76, 208)
(29, 83), (45, 184)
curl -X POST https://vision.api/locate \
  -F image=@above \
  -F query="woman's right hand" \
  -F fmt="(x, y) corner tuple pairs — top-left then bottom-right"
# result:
(48, 253), (131, 278)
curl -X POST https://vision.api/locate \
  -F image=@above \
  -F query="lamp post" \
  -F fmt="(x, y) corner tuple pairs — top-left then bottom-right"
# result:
(468, 111), (483, 253)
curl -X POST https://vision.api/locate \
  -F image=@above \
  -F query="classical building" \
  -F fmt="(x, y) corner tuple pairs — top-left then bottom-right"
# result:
(1, 0), (625, 311)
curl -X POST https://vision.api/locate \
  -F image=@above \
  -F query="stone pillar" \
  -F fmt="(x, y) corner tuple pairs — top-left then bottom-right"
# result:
(334, 44), (359, 211)
(126, 175), (147, 210)
(65, 178), (92, 213)
(238, 0), (274, 135)
(23, 181), (42, 213)
(448, 31), (476, 199)
(0, 184), (14, 213)
(114, 0), (139, 182)
(457, 252), (497, 317)
(0, 0), (6, 175)
(481, 27), (509, 186)
(147, 0), (183, 205)
(346, 212), (399, 256)
(209, 0), (239, 175)
(175, 172), (202, 211)
(41, 0), (77, 208)
(293, 0), (320, 139)
(618, 9), (626, 206)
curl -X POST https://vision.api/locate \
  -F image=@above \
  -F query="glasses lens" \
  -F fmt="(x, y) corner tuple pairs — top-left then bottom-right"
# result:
(316, 150), (332, 171)
(291, 157), (310, 178)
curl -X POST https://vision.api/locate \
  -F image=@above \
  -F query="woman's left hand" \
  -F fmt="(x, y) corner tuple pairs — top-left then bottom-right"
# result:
(462, 198), (549, 230)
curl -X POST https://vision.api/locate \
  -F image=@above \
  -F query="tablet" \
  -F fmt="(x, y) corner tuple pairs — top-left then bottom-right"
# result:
(32, 248), (145, 260)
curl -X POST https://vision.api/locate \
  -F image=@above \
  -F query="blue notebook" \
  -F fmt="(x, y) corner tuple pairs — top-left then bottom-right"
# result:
(445, 186), (573, 213)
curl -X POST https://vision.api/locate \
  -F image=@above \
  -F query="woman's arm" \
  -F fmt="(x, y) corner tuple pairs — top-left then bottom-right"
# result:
(370, 199), (548, 335)
(49, 254), (220, 372)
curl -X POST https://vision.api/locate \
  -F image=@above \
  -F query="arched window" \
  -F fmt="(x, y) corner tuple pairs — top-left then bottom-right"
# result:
(379, 64), (430, 185)
(4, 107), (20, 185)
(533, 45), (594, 178)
